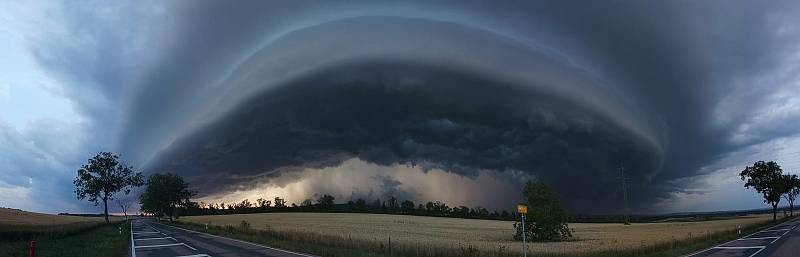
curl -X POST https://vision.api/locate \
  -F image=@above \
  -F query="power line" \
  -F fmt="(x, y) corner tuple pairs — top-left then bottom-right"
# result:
(619, 162), (630, 225)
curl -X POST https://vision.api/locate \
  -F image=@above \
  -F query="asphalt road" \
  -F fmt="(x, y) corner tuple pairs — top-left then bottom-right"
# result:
(130, 219), (316, 257)
(686, 217), (800, 257)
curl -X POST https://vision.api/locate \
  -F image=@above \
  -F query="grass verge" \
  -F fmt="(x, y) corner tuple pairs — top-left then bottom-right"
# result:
(0, 221), (130, 257)
(168, 216), (792, 257)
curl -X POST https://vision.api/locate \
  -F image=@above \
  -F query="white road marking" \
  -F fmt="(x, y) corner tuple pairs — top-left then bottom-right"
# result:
(135, 237), (177, 241)
(714, 246), (765, 249)
(133, 231), (161, 235)
(130, 220), (136, 257)
(738, 236), (779, 240)
(749, 247), (766, 257)
(135, 243), (189, 249)
(759, 229), (790, 232)
(712, 245), (768, 257)
(153, 222), (317, 257)
(685, 218), (800, 257)
(183, 243), (198, 251)
(175, 254), (211, 257)
(770, 226), (796, 243)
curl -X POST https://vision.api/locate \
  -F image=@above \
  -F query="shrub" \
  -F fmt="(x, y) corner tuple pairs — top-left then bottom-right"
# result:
(514, 180), (572, 241)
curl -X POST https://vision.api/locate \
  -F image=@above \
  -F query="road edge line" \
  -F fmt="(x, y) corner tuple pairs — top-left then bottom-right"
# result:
(130, 220), (136, 257)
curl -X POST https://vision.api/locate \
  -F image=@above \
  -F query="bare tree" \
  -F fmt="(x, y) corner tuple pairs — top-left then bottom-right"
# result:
(117, 197), (134, 220)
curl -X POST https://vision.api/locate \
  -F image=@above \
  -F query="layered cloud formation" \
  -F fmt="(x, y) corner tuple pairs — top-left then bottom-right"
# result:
(2, 1), (799, 213)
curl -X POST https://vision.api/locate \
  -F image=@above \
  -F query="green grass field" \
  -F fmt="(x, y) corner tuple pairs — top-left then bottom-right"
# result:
(0, 223), (130, 257)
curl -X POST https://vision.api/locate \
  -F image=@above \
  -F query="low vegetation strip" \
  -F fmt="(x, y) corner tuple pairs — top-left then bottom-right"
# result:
(0, 222), (130, 257)
(174, 212), (786, 257)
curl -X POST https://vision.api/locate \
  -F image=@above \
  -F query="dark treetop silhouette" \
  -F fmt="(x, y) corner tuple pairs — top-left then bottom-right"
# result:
(74, 152), (144, 223)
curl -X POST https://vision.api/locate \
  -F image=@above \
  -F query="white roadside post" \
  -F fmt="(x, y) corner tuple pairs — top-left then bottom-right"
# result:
(517, 204), (528, 257)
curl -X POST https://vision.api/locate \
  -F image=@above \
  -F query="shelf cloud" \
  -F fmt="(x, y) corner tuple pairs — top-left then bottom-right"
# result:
(2, 0), (799, 213)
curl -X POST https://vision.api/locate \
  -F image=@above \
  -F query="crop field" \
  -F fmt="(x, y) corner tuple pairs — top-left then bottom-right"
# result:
(0, 207), (116, 226)
(0, 207), (121, 241)
(181, 212), (781, 255)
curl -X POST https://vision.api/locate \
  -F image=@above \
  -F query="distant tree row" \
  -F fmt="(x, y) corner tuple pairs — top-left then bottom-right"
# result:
(179, 194), (520, 221)
(70, 152), (520, 222)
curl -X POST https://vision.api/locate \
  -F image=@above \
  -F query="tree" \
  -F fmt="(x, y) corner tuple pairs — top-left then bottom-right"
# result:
(138, 173), (196, 221)
(388, 196), (398, 211)
(354, 198), (368, 212)
(116, 197), (134, 220)
(317, 194), (335, 210)
(740, 161), (786, 221)
(236, 199), (253, 210)
(256, 198), (271, 209)
(780, 174), (800, 217)
(74, 152), (144, 223)
(514, 180), (572, 241)
(274, 197), (286, 208)
(301, 199), (313, 206)
(401, 200), (415, 214)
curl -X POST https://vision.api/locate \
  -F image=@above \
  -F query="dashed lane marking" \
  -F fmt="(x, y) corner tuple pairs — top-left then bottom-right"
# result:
(134, 237), (177, 241)
(133, 231), (161, 235)
(760, 229), (790, 233)
(737, 237), (779, 241)
(134, 243), (193, 249)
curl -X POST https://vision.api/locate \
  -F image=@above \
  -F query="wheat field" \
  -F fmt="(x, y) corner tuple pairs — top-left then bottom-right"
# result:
(0, 208), (118, 226)
(181, 212), (780, 254)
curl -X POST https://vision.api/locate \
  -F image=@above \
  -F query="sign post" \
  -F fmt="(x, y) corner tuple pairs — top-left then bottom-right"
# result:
(517, 204), (528, 257)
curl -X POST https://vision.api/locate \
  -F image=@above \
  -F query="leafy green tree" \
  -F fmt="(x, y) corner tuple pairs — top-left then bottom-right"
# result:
(740, 161), (786, 221)
(514, 180), (572, 241)
(138, 173), (196, 221)
(780, 174), (800, 217)
(74, 152), (144, 223)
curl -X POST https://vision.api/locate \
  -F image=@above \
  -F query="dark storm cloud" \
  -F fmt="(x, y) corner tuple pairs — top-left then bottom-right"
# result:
(146, 60), (660, 213)
(16, 1), (799, 213)
(133, 1), (800, 213)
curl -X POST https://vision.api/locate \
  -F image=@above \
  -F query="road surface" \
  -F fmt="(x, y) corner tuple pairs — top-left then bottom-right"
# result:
(686, 217), (800, 257)
(130, 219), (317, 257)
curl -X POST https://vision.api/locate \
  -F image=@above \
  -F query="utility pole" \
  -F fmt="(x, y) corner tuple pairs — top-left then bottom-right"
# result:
(619, 162), (630, 225)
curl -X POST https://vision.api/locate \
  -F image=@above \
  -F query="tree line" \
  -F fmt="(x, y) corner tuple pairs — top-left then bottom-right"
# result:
(70, 152), (533, 223)
(176, 194), (521, 221)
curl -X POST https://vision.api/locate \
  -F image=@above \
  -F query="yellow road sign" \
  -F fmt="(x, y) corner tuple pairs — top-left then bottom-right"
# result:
(517, 204), (528, 214)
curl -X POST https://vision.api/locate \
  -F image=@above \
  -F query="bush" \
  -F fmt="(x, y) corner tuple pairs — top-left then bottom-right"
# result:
(513, 180), (572, 241)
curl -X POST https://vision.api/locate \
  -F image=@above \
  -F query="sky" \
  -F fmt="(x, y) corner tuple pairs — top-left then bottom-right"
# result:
(1, 0), (800, 215)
